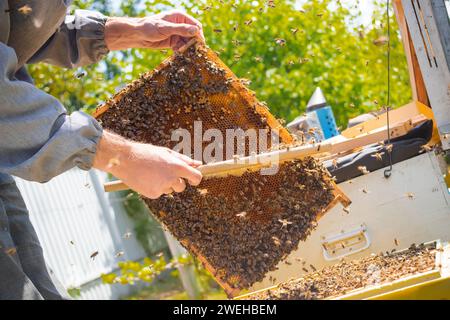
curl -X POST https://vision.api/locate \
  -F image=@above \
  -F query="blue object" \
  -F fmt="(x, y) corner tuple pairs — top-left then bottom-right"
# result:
(305, 87), (339, 140)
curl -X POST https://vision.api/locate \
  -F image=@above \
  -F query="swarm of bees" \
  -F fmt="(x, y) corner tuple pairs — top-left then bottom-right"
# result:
(97, 41), (337, 290)
(245, 243), (437, 300)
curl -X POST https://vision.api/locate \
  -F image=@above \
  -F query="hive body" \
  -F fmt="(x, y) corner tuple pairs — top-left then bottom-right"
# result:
(96, 41), (339, 294)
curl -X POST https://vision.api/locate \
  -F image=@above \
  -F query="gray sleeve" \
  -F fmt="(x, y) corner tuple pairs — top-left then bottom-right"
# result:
(0, 43), (103, 182)
(28, 10), (110, 68)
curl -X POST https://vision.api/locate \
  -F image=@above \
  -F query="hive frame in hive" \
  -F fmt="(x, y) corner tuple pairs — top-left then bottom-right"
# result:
(235, 240), (447, 300)
(94, 39), (351, 298)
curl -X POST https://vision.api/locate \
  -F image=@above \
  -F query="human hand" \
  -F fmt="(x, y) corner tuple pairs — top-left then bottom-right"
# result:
(93, 131), (202, 199)
(105, 10), (205, 51)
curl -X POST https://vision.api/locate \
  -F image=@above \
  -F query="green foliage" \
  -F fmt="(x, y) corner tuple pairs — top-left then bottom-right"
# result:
(29, 0), (411, 128)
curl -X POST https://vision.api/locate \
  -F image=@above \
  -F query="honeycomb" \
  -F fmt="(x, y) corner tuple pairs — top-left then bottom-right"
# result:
(95, 40), (348, 296)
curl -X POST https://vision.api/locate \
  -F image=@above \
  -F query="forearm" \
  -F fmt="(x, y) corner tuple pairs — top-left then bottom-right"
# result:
(0, 43), (102, 182)
(105, 17), (147, 51)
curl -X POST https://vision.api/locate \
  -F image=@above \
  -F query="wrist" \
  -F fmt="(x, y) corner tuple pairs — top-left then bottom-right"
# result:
(93, 130), (132, 176)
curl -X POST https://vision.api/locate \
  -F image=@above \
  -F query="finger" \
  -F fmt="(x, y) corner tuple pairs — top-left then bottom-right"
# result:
(171, 178), (186, 193)
(159, 22), (200, 38)
(172, 38), (188, 51)
(175, 163), (203, 186)
(171, 150), (202, 167)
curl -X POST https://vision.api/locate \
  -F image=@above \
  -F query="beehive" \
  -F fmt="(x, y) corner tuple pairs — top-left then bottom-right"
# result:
(94, 39), (349, 296)
(239, 241), (449, 300)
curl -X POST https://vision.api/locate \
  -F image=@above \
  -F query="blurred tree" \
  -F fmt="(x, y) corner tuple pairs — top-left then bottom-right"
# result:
(28, 0), (411, 128)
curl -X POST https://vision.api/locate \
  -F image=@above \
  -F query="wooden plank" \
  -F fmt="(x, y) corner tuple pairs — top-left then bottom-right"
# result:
(393, 0), (429, 104)
(402, 0), (450, 150)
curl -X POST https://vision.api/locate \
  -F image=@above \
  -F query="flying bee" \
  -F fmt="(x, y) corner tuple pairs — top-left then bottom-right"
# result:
(5, 247), (17, 256)
(90, 251), (99, 260)
(275, 38), (286, 46)
(74, 70), (87, 79)
(123, 232), (132, 239)
(254, 56), (263, 62)
(291, 28), (299, 35)
(244, 19), (253, 26)
(18, 4), (32, 15)
(213, 29), (222, 33)
(406, 192), (415, 199)
(343, 207), (350, 214)
(371, 152), (385, 161)
(373, 36), (389, 46)
(115, 251), (125, 258)
(394, 238), (399, 246)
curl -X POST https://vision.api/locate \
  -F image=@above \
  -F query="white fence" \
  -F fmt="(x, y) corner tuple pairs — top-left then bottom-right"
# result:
(15, 168), (147, 300)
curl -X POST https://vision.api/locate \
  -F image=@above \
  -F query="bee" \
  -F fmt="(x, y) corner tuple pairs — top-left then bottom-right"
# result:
(362, 188), (368, 194)
(371, 152), (385, 161)
(373, 36), (389, 46)
(202, 5), (212, 11)
(74, 71), (87, 79)
(18, 4), (32, 15)
(406, 192), (415, 199)
(343, 206), (350, 214)
(70, 240), (75, 245)
(115, 251), (125, 258)
(272, 236), (281, 246)
(275, 38), (286, 46)
(365, 60), (370, 66)
(107, 157), (121, 169)
(291, 28), (299, 35)
(332, 159), (339, 169)
(302, 267), (309, 273)
(394, 238), (399, 246)
(213, 29), (222, 33)
(357, 166), (370, 175)
(385, 144), (393, 153)
(236, 211), (247, 218)
(90, 251), (99, 260)
(198, 188), (208, 196)
(123, 232), (132, 239)
(310, 264), (317, 271)
(244, 19), (253, 26)
(420, 144), (433, 152)
(349, 103), (355, 108)
(278, 219), (293, 228)
(5, 247), (17, 256)
(239, 78), (251, 86)
(254, 56), (263, 62)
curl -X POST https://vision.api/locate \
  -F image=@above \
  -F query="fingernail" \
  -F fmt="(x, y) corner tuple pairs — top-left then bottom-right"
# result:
(188, 26), (198, 35)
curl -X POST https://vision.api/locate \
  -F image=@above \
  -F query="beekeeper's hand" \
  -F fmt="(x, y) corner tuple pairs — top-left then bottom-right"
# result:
(105, 10), (205, 51)
(93, 131), (202, 199)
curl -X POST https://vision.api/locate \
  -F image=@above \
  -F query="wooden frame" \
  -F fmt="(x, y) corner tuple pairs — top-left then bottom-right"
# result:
(394, 0), (450, 150)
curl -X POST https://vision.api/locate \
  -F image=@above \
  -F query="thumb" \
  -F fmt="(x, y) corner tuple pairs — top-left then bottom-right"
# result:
(159, 22), (199, 37)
